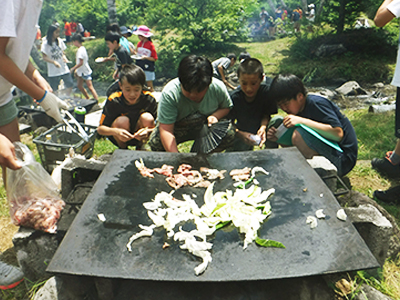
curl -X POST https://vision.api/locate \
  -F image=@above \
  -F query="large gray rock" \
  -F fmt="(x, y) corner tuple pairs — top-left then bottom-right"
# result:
(32, 275), (97, 300)
(337, 191), (400, 261)
(336, 81), (368, 96)
(13, 228), (60, 282)
(354, 284), (394, 300)
(368, 104), (396, 114)
(315, 44), (347, 57)
(345, 204), (392, 265)
(309, 89), (337, 100)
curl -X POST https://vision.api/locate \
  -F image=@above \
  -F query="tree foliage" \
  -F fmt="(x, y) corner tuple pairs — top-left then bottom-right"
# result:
(39, 0), (145, 37)
(145, 0), (256, 51)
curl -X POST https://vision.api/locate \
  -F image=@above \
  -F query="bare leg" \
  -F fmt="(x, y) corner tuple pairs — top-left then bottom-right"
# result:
(111, 116), (131, 149)
(291, 129), (318, 159)
(146, 81), (154, 92)
(85, 79), (98, 101)
(77, 77), (90, 99)
(134, 112), (155, 144)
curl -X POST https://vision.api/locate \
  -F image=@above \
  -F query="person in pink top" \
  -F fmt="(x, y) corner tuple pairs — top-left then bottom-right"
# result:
(133, 25), (158, 92)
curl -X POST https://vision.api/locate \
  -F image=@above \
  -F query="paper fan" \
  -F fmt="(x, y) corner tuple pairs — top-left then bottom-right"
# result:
(190, 120), (231, 153)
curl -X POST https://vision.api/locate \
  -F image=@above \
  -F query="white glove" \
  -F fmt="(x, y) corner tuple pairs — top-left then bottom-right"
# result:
(38, 91), (70, 123)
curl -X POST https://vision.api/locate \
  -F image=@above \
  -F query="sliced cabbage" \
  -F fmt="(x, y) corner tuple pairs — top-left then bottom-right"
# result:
(127, 179), (282, 275)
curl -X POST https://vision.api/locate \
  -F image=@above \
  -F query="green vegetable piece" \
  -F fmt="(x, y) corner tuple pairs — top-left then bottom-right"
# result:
(255, 237), (285, 248)
(211, 203), (226, 215)
(216, 221), (231, 230)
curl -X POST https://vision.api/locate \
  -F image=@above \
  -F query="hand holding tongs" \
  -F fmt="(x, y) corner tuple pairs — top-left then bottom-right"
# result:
(61, 110), (90, 142)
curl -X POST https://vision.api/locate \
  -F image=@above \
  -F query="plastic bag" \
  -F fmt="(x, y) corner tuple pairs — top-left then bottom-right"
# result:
(6, 142), (65, 233)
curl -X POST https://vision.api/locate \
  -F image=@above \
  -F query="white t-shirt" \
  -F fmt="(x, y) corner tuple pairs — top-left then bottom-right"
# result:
(0, 0), (43, 106)
(41, 37), (70, 77)
(388, 0), (400, 87)
(308, 8), (315, 22)
(212, 57), (231, 77)
(75, 46), (91, 77)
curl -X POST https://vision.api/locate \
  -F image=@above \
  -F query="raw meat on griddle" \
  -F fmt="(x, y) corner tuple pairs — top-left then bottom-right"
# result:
(153, 164), (174, 177)
(229, 167), (252, 181)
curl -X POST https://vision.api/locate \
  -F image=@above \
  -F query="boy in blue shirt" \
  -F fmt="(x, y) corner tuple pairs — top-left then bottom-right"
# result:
(228, 58), (277, 151)
(266, 74), (358, 177)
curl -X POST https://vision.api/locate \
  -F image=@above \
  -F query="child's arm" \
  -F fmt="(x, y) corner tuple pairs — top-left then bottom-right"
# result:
(0, 37), (67, 122)
(283, 115), (344, 142)
(159, 123), (179, 152)
(97, 125), (135, 142)
(42, 53), (61, 68)
(257, 116), (270, 147)
(375, 0), (396, 27)
(217, 64), (236, 90)
(207, 108), (230, 126)
(0, 37), (46, 100)
(70, 58), (83, 74)
(25, 61), (52, 92)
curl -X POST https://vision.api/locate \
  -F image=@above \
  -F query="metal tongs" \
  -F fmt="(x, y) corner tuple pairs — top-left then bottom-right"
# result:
(61, 110), (89, 142)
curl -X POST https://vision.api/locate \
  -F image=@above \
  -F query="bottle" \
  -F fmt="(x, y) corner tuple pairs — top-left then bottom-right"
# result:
(74, 106), (86, 123)
(45, 134), (52, 143)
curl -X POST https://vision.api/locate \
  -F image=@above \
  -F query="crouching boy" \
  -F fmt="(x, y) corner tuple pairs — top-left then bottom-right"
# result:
(266, 74), (358, 177)
(228, 58), (278, 151)
(148, 55), (235, 152)
(98, 64), (157, 149)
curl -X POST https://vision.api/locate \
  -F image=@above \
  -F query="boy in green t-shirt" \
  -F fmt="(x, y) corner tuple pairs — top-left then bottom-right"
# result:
(148, 55), (235, 152)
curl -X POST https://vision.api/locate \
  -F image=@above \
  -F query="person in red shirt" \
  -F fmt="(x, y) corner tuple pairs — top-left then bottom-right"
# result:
(63, 19), (71, 43)
(133, 25), (158, 92)
(70, 20), (77, 34)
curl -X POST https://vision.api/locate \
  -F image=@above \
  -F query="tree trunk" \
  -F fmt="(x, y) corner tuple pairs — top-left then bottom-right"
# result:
(279, 0), (287, 9)
(107, 0), (118, 25)
(301, 0), (308, 13)
(267, 0), (276, 18)
(316, 0), (326, 21)
(337, 0), (345, 33)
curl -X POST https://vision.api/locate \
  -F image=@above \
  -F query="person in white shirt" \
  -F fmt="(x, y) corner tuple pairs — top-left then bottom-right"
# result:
(41, 23), (74, 96)
(371, 0), (400, 201)
(307, 4), (315, 22)
(70, 34), (98, 101)
(0, 0), (67, 168)
(0, 0), (68, 290)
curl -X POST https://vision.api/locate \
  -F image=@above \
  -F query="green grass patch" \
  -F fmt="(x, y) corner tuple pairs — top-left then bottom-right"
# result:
(345, 109), (397, 160)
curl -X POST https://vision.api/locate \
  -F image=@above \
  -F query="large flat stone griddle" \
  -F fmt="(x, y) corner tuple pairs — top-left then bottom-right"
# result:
(47, 148), (379, 281)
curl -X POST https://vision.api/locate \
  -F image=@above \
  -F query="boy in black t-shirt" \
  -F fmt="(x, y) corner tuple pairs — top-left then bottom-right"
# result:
(104, 31), (133, 80)
(98, 65), (157, 149)
(266, 74), (358, 177)
(228, 58), (277, 151)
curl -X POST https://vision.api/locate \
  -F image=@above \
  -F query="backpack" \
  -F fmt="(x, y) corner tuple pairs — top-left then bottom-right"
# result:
(293, 11), (300, 21)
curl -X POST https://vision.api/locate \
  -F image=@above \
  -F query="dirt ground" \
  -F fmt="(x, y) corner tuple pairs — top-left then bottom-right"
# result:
(0, 217), (18, 253)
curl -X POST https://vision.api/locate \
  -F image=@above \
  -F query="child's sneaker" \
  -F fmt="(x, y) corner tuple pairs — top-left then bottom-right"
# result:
(373, 185), (400, 204)
(0, 261), (24, 290)
(371, 157), (400, 179)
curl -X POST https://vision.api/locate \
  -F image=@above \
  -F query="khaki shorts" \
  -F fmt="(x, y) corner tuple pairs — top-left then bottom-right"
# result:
(0, 100), (18, 126)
